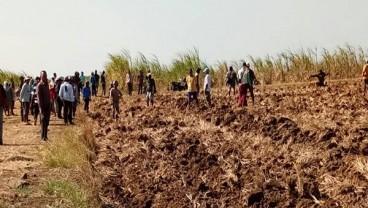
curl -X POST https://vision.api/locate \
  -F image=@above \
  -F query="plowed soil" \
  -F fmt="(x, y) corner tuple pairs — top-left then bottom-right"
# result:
(90, 81), (368, 208)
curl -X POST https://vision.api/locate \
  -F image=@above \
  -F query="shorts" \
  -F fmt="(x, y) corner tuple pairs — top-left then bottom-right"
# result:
(146, 92), (154, 101)
(188, 92), (198, 100)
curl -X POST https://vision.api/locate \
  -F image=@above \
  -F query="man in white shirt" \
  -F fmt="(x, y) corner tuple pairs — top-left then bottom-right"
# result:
(59, 76), (75, 125)
(203, 68), (211, 106)
(20, 76), (32, 125)
(237, 62), (250, 107)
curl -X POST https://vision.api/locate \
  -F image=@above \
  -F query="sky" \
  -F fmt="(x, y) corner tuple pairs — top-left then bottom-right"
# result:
(1, 0), (367, 76)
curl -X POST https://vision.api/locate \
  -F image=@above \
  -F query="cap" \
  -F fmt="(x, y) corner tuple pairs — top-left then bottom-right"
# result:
(203, 67), (209, 73)
(24, 76), (31, 81)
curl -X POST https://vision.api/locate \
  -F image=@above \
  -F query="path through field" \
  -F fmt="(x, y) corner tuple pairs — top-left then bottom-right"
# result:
(0, 108), (67, 207)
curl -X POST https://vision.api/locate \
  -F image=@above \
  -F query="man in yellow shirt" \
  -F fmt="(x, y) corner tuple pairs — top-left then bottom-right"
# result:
(186, 69), (199, 107)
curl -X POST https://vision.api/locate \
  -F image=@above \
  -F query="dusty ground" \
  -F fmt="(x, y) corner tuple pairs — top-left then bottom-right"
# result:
(0, 106), (72, 207)
(90, 81), (368, 208)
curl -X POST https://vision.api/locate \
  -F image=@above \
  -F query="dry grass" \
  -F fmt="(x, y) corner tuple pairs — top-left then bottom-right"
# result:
(42, 114), (100, 207)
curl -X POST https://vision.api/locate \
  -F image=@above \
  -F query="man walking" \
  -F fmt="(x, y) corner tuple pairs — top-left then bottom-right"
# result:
(59, 76), (75, 125)
(37, 70), (51, 141)
(90, 72), (97, 96)
(138, 70), (144, 95)
(186, 69), (199, 107)
(226, 66), (238, 96)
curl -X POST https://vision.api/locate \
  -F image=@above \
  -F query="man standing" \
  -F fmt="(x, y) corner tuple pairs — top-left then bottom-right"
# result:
(10, 78), (15, 115)
(37, 71), (51, 141)
(20, 77), (32, 125)
(17, 76), (25, 121)
(110, 81), (122, 120)
(126, 70), (133, 95)
(101, 71), (106, 97)
(246, 62), (257, 105)
(59, 76), (75, 125)
(226, 66), (238, 96)
(80, 71), (85, 85)
(94, 70), (100, 95)
(203, 68), (211, 106)
(55, 77), (64, 119)
(138, 70), (144, 95)
(195, 68), (201, 93)
(186, 69), (199, 107)
(90, 72), (96, 96)
(146, 73), (156, 106)
(362, 61), (368, 95)
(0, 83), (6, 145)
(237, 63), (250, 107)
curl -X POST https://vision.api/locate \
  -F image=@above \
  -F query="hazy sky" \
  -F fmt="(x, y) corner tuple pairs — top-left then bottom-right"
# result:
(1, 0), (367, 76)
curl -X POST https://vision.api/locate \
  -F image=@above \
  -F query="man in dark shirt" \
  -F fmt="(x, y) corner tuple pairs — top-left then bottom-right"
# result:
(101, 71), (106, 97)
(310, 70), (328, 87)
(55, 77), (64, 119)
(94, 70), (100, 95)
(18, 76), (25, 121)
(37, 70), (51, 141)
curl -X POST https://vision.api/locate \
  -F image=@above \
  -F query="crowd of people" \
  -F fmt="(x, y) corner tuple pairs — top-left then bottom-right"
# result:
(0, 60), (367, 145)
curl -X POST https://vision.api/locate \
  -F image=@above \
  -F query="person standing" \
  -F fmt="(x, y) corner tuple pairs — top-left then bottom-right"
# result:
(90, 72), (96, 96)
(4, 82), (13, 116)
(110, 81), (122, 120)
(49, 77), (56, 117)
(55, 77), (64, 119)
(59, 76), (75, 125)
(17, 76), (25, 121)
(146, 73), (156, 106)
(126, 70), (133, 95)
(138, 70), (144, 95)
(237, 63), (250, 107)
(94, 70), (100, 95)
(246, 63), (257, 105)
(0, 83), (6, 145)
(20, 77), (32, 125)
(82, 81), (91, 113)
(80, 71), (85, 85)
(226, 66), (238, 96)
(186, 69), (199, 107)
(10, 78), (15, 115)
(195, 68), (201, 93)
(37, 70), (51, 141)
(101, 71), (106, 97)
(203, 68), (212, 106)
(362, 61), (368, 95)
(30, 88), (40, 126)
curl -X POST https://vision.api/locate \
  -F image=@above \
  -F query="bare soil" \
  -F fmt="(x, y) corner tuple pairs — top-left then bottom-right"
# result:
(91, 81), (368, 207)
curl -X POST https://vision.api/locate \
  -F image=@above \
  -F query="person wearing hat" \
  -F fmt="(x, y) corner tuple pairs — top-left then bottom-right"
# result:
(203, 68), (212, 106)
(20, 76), (32, 124)
(59, 76), (75, 125)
